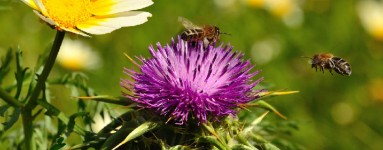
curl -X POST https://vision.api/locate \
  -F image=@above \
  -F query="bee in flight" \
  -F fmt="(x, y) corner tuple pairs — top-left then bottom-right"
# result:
(178, 17), (229, 47)
(305, 53), (352, 76)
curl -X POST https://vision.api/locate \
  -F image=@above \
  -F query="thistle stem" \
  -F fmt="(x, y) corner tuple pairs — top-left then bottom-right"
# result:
(22, 30), (65, 150)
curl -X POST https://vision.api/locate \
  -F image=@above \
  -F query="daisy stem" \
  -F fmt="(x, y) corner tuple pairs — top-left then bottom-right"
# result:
(22, 30), (65, 150)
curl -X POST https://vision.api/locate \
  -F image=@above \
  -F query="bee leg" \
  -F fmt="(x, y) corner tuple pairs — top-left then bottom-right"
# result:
(329, 69), (333, 75)
(321, 66), (325, 74)
(313, 65), (318, 72)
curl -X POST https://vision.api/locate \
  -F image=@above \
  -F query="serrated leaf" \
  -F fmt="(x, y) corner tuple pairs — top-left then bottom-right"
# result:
(202, 122), (227, 148)
(49, 72), (97, 97)
(37, 99), (60, 116)
(197, 136), (227, 150)
(0, 104), (10, 116)
(14, 50), (29, 99)
(51, 120), (66, 145)
(168, 145), (192, 150)
(77, 99), (86, 111)
(67, 112), (89, 136)
(49, 137), (66, 150)
(263, 143), (280, 150)
(2, 108), (20, 131)
(112, 121), (159, 150)
(231, 144), (258, 150)
(0, 48), (13, 84)
(36, 99), (87, 135)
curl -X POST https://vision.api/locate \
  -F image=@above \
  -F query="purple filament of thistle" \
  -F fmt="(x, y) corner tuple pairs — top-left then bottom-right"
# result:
(121, 36), (263, 125)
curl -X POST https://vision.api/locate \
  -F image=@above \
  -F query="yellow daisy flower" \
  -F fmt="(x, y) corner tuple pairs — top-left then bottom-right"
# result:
(21, 0), (153, 36)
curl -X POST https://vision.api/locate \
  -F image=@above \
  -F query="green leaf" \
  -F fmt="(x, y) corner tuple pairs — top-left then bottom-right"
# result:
(77, 99), (86, 111)
(101, 122), (132, 149)
(254, 100), (287, 119)
(197, 136), (227, 150)
(243, 111), (270, 134)
(97, 110), (134, 135)
(49, 72), (96, 96)
(14, 50), (30, 99)
(111, 121), (159, 150)
(0, 48), (12, 84)
(77, 95), (133, 106)
(49, 137), (66, 150)
(231, 144), (258, 150)
(67, 112), (90, 136)
(262, 143), (280, 150)
(248, 133), (268, 143)
(0, 104), (10, 116)
(168, 145), (193, 150)
(36, 99), (87, 136)
(51, 120), (66, 147)
(37, 99), (60, 116)
(2, 107), (20, 131)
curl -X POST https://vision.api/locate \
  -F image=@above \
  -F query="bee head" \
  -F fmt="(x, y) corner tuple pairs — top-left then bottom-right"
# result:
(214, 26), (220, 33)
(301, 56), (315, 64)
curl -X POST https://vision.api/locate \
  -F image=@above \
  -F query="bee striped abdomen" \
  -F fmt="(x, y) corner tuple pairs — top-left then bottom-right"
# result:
(181, 29), (204, 42)
(331, 57), (352, 76)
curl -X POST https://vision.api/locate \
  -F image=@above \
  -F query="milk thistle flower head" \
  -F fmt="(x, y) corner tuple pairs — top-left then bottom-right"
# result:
(121, 37), (264, 125)
(21, 0), (153, 36)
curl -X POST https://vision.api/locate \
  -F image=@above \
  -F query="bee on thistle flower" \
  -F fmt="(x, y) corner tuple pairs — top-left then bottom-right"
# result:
(121, 37), (264, 125)
(179, 17), (230, 47)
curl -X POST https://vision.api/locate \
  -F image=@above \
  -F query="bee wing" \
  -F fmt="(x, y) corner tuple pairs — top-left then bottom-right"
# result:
(178, 16), (202, 29)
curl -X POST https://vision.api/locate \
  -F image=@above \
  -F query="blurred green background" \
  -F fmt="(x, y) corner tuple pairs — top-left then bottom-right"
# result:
(1, 0), (383, 149)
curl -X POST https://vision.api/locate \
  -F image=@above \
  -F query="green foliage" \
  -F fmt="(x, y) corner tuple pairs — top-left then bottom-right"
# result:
(2, 0), (381, 150)
(1, 107), (20, 132)
(0, 13), (296, 150)
(0, 48), (12, 84)
(0, 48), (294, 149)
(49, 137), (66, 150)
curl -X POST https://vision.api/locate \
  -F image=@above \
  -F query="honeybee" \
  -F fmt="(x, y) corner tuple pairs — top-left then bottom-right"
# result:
(306, 53), (352, 76)
(178, 17), (228, 47)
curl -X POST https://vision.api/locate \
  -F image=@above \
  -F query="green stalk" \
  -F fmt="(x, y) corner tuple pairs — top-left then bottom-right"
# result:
(21, 107), (35, 150)
(27, 30), (65, 108)
(22, 30), (65, 150)
(0, 87), (23, 107)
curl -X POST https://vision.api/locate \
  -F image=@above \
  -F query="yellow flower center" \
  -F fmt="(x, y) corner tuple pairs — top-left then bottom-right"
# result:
(42, 0), (93, 28)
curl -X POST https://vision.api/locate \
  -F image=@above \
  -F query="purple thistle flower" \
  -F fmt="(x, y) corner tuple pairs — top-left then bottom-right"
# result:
(121, 36), (264, 125)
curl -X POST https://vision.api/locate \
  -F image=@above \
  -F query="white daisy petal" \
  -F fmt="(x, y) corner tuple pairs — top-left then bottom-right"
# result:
(61, 27), (91, 37)
(92, 0), (153, 16)
(78, 23), (117, 35)
(77, 11), (152, 35)
(32, 0), (48, 16)
(33, 10), (56, 26)
(21, 0), (39, 10)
